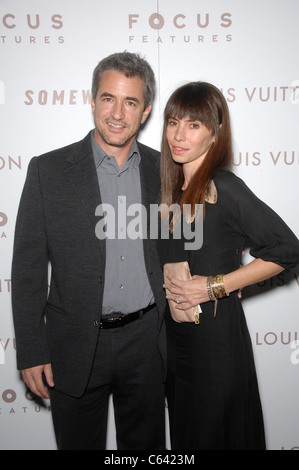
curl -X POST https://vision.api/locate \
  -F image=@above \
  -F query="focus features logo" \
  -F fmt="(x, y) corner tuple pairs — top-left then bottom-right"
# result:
(0, 212), (8, 239)
(0, 13), (64, 45)
(128, 12), (233, 45)
(1, 388), (51, 415)
(0, 212), (8, 227)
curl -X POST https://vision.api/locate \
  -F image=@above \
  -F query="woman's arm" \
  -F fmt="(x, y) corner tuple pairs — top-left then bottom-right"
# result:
(223, 258), (284, 295)
(164, 173), (299, 310)
(164, 259), (285, 311)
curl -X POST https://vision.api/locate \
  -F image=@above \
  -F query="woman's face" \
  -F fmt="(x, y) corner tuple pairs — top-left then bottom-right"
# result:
(166, 115), (215, 171)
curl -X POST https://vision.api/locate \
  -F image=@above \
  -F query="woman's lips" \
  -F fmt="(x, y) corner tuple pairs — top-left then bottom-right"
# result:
(171, 145), (189, 155)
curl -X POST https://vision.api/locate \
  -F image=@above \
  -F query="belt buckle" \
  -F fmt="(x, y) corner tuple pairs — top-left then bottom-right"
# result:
(110, 317), (122, 328)
(100, 313), (125, 329)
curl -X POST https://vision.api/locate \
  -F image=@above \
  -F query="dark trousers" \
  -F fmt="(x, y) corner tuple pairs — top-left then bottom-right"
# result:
(50, 308), (166, 450)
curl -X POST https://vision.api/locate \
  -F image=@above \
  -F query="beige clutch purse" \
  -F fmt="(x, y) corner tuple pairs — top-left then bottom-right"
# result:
(163, 261), (202, 324)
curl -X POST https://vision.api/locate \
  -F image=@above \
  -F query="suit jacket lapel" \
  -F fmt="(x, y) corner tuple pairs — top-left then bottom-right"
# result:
(64, 132), (105, 256)
(138, 143), (160, 210)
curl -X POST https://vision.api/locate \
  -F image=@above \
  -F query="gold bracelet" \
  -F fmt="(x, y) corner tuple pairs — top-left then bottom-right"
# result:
(208, 274), (229, 318)
(206, 276), (216, 301)
(210, 274), (229, 300)
(206, 275), (218, 318)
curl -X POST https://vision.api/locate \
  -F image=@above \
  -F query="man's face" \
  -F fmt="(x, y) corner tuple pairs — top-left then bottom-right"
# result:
(91, 70), (152, 159)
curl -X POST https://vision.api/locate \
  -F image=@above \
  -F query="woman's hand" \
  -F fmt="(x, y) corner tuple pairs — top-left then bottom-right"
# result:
(163, 274), (209, 311)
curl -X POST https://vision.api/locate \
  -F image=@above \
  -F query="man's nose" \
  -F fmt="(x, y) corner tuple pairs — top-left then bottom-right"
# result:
(111, 100), (125, 120)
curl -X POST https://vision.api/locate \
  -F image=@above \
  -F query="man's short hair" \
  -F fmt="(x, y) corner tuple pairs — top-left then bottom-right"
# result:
(92, 51), (156, 109)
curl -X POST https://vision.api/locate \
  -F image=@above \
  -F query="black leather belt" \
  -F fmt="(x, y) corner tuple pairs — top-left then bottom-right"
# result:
(100, 303), (156, 329)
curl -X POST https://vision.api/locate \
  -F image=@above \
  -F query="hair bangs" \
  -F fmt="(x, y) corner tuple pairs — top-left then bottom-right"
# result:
(165, 83), (217, 130)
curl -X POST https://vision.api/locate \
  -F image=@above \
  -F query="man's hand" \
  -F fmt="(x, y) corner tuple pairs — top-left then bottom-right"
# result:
(21, 363), (54, 399)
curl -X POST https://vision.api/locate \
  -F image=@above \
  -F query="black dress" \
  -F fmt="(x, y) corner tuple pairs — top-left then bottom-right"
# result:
(157, 170), (299, 450)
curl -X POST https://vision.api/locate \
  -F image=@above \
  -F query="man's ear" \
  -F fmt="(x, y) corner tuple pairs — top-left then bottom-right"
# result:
(91, 98), (95, 115)
(141, 103), (152, 124)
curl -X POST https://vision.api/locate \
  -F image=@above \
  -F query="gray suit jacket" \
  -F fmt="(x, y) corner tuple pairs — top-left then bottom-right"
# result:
(11, 131), (166, 397)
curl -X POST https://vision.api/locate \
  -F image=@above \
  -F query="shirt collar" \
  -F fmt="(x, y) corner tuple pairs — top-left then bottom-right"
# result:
(91, 131), (140, 169)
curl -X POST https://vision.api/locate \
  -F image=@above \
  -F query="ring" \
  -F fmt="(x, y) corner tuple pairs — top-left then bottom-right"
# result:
(176, 297), (180, 304)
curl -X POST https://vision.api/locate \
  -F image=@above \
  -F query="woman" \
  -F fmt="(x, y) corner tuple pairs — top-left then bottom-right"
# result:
(158, 82), (299, 450)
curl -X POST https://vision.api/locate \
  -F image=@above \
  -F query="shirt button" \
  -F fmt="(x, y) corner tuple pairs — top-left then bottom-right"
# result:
(120, 256), (125, 261)
(93, 320), (99, 327)
(119, 284), (124, 290)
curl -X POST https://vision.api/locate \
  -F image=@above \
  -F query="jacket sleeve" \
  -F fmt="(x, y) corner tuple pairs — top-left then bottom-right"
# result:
(214, 171), (299, 270)
(11, 157), (51, 370)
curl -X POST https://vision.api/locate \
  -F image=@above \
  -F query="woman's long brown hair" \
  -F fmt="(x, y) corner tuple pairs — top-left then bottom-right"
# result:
(160, 82), (233, 223)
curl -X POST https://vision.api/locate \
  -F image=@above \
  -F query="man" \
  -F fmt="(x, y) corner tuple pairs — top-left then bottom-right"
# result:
(11, 52), (166, 450)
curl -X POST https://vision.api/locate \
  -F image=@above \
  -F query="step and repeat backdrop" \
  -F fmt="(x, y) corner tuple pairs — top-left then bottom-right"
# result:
(0, 0), (298, 450)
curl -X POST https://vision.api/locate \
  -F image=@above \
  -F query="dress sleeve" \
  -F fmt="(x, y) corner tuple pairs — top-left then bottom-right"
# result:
(214, 171), (299, 270)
